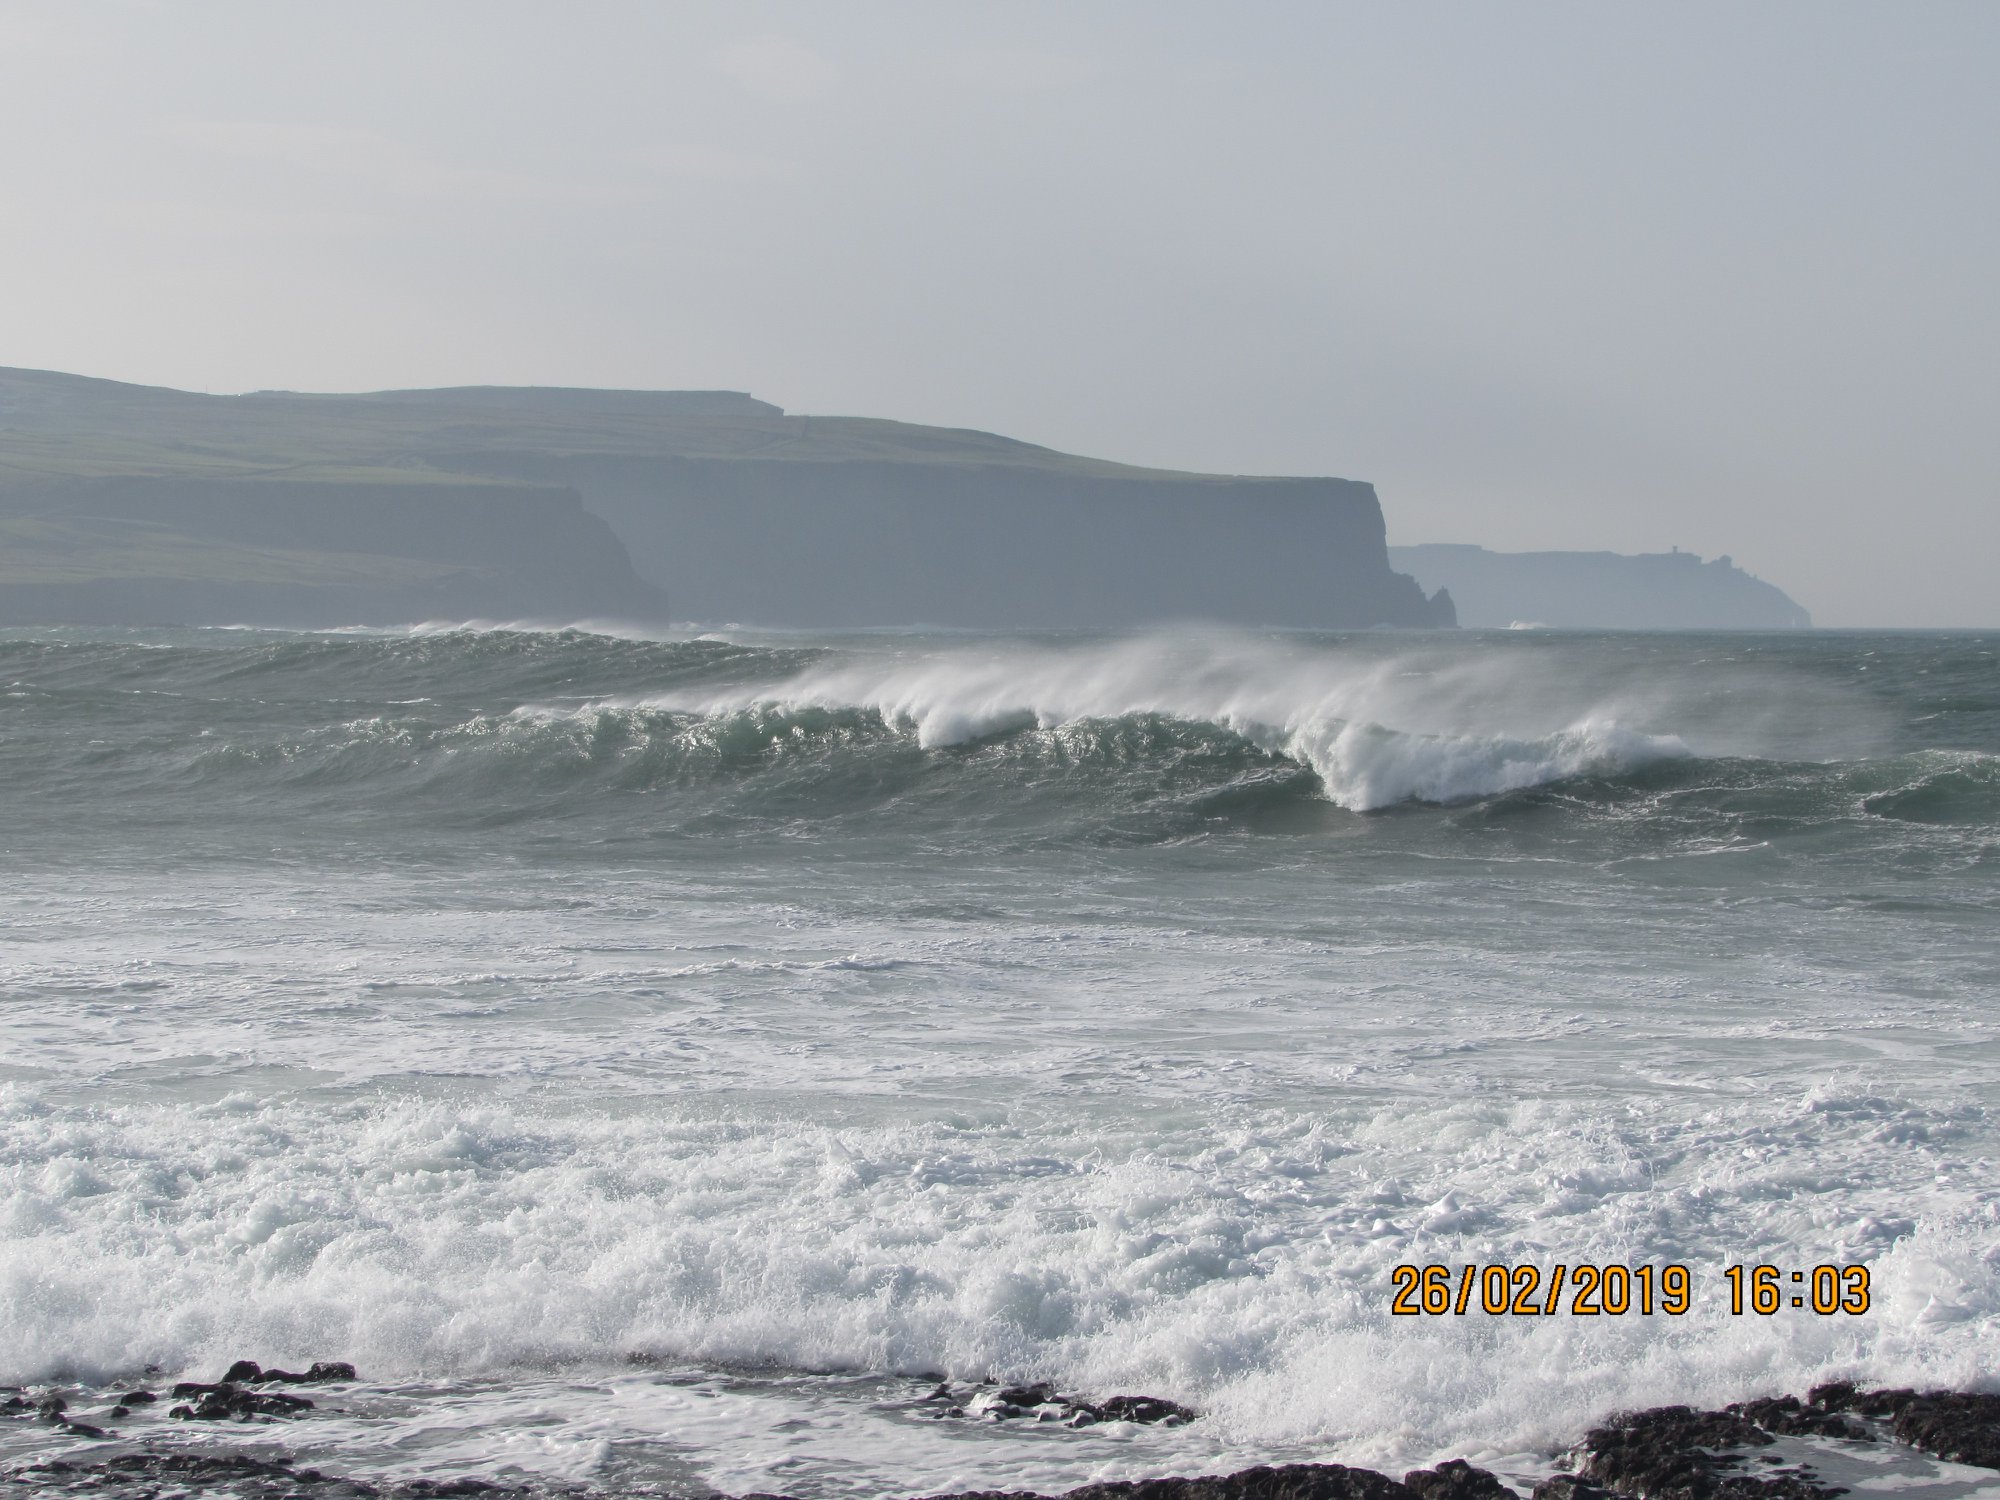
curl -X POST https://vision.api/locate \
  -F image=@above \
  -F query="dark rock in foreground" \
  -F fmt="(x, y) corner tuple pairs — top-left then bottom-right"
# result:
(1806, 1384), (2000, 1469)
(1572, 1404), (1839, 1500)
(9, 1379), (2000, 1500)
(930, 1463), (1419, 1500)
(1404, 1459), (1517, 1500)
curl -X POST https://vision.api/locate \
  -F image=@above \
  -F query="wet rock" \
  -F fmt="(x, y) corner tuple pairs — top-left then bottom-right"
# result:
(1533, 1479), (1616, 1500)
(1799, 1384), (2000, 1468)
(998, 1383), (1059, 1409)
(1574, 1405), (1843, 1500)
(119, 1388), (157, 1404)
(1097, 1396), (1198, 1426)
(1, 1394), (29, 1414)
(20, 1449), (378, 1499)
(1886, 1392), (2000, 1469)
(926, 1382), (1196, 1429)
(55, 1416), (109, 1438)
(225, 1359), (266, 1383)
(1060, 1461), (1417, 1500)
(1726, 1397), (1866, 1441)
(166, 1382), (315, 1421)
(1403, 1460), (1515, 1500)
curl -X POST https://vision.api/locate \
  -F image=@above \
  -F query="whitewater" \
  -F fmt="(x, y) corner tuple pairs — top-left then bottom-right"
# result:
(1, 624), (1996, 1497)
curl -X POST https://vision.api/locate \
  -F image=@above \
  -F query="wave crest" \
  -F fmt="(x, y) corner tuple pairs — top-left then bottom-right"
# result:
(603, 633), (1692, 810)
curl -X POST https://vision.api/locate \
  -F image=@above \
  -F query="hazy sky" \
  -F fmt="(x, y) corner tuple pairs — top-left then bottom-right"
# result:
(3, 2), (1995, 625)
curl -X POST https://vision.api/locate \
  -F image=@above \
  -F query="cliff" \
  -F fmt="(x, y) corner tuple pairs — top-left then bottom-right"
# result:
(0, 367), (1452, 630)
(0, 477), (664, 628)
(1389, 543), (1810, 630)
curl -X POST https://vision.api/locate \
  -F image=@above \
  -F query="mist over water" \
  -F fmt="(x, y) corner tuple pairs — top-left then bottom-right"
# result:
(2, 624), (1997, 1495)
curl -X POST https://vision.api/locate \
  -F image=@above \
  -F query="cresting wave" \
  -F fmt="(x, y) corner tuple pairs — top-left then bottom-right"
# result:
(552, 633), (1698, 811)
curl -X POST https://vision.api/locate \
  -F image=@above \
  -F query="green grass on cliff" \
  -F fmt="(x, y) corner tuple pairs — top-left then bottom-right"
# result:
(0, 366), (1194, 487)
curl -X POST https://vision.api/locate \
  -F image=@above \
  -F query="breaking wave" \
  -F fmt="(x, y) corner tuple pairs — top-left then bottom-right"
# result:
(570, 632), (1697, 811)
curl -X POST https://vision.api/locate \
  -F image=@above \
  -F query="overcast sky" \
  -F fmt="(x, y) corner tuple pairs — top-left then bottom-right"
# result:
(3, 2), (1995, 625)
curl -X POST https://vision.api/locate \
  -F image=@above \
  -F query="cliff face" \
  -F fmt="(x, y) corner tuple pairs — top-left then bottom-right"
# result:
(450, 452), (1454, 630)
(0, 366), (1451, 631)
(0, 477), (666, 628)
(1389, 544), (1810, 630)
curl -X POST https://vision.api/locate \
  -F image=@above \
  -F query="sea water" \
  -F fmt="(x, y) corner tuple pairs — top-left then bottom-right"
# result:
(1, 624), (1996, 1496)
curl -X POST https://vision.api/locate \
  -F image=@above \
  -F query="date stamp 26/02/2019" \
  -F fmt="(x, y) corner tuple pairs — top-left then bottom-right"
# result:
(1389, 1262), (1871, 1317)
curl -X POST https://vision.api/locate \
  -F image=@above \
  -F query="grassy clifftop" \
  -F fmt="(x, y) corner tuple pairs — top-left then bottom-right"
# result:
(0, 367), (1182, 486)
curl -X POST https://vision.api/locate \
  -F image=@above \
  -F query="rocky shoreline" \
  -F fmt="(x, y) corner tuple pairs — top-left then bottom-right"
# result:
(4, 1366), (1997, 1500)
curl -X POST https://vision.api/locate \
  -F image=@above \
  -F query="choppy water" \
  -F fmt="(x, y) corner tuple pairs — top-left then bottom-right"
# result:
(2, 623), (1997, 1496)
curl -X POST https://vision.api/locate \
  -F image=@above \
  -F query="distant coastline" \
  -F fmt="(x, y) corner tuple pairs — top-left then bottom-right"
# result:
(1390, 543), (1811, 630)
(0, 367), (1450, 631)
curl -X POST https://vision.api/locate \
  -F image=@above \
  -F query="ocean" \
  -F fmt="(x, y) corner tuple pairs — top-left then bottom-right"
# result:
(1, 623), (1996, 1497)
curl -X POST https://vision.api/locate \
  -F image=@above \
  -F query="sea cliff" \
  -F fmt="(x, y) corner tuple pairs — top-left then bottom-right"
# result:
(0, 368), (1452, 630)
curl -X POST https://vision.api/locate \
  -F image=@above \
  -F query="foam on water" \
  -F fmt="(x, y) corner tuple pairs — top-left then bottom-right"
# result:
(4, 1083), (1998, 1465)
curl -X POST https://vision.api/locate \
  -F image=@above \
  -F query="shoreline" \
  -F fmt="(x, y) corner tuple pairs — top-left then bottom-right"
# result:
(7, 1373), (1998, 1500)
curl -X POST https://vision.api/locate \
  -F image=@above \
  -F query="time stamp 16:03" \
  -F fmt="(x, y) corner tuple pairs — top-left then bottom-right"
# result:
(1389, 1263), (1873, 1317)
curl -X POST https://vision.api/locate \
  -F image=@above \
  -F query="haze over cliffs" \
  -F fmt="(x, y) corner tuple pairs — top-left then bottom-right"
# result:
(0, 368), (1452, 630)
(1390, 544), (1811, 630)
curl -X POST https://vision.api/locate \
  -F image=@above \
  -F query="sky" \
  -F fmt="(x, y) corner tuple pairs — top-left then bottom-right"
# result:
(1, 2), (1995, 626)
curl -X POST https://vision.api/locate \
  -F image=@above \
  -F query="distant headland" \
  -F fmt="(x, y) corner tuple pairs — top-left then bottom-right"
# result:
(1, 367), (1806, 632)
(0, 368), (1451, 631)
(1390, 543), (1811, 630)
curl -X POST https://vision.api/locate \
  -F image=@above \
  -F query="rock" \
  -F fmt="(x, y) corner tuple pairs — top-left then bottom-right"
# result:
(120, 1388), (157, 1404)
(1798, 1384), (2000, 1469)
(167, 1383), (316, 1421)
(1726, 1397), (1867, 1441)
(1060, 1462), (1416, 1500)
(1887, 1392), (2000, 1469)
(1531, 1481), (1603, 1500)
(1, 1394), (29, 1413)
(932, 1383), (1197, 1429)
(225, 1358), (266, 1382)
(57, 1417), (109, 1438)
(1574, 1404), (1844, 1500)
(998, 1383), (1059, 1408)
(36, 1394), (68, 1417)
(1403, 1460), (1516, 1500)
(1532, 1480), (1617, 1500)
(1098, 1396), (1198, 1426)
